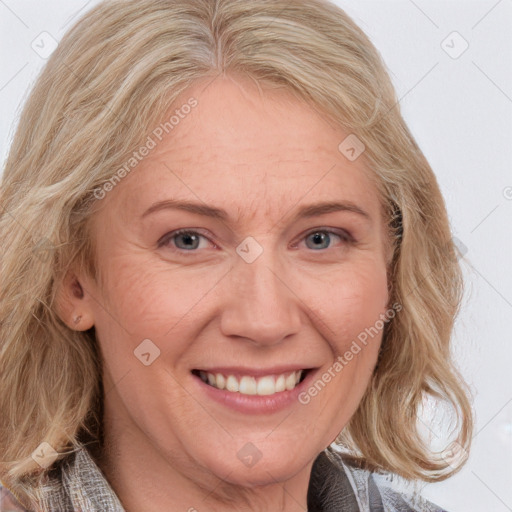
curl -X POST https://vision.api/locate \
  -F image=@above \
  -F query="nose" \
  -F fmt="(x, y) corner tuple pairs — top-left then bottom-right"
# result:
(219, 247), (302, 347)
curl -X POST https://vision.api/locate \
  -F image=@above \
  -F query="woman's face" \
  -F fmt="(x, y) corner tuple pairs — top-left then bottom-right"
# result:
(78, 75), (391, 490)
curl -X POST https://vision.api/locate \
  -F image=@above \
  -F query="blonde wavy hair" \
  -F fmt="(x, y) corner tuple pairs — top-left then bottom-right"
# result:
(0, 0), (473, 507)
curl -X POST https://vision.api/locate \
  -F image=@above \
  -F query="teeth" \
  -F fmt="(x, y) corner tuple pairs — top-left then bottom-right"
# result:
(275, 374), (286, 392)
(239, 376), (257, 394)
(257, 376), (275, 395)
(226, 375), (239, 392)
(199, 370), (305, 396)
(285, 373), (296, 390)
(215, 373), (226, 390)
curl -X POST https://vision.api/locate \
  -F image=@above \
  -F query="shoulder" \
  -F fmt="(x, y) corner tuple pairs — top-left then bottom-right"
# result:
(0, 481), (31, 512)
(325, 449), (449, 512)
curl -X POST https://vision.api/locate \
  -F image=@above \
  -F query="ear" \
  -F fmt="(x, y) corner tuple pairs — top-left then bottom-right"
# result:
(55, 269), (95, 331)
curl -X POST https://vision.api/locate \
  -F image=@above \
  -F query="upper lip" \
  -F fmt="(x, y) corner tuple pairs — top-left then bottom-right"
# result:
(192, 366), (315, 378)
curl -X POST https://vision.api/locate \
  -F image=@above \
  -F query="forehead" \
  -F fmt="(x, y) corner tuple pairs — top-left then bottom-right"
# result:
(109, 74), (382, 223)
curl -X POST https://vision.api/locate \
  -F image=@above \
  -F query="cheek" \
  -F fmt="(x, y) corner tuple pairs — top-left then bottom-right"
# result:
(294, 262), (388, 435)
(89, 247), (228, 374)
(94, 250), (218, 333)
(294, 257), (389, 356)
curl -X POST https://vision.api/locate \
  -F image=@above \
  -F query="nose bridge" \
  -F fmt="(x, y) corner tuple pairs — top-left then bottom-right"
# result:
(220, 240), (301, 345)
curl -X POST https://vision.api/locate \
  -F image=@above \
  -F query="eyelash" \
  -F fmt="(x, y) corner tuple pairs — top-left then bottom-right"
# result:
(157, 228), (355, 255)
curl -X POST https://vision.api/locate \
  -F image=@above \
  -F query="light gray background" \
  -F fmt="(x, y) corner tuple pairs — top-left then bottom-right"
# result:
(1, 1), (511, 511)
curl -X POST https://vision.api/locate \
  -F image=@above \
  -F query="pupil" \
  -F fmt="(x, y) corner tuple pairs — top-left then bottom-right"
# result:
(180, 233), (197, 249)
(310, 232), (328, 249)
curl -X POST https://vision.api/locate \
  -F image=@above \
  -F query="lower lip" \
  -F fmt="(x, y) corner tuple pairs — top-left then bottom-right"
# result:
(191, 370), (317, 415)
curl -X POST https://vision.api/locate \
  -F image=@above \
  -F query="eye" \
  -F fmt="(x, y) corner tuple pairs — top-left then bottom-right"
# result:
(157, 229), (214, 252)
(157, 227), (354, 256)
(299, 229), (353, 251)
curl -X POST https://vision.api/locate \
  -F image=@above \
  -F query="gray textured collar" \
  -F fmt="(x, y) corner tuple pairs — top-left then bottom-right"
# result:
(27, 445), (445, 512)
(34, 446), (125, 512)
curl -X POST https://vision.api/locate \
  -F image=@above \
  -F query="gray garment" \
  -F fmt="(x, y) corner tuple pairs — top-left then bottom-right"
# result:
(307, 448), (446, 511)
(1, 445), (447, 511)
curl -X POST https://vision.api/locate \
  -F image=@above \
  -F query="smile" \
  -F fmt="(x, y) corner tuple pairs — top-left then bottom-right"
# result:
(193, 369), (308, 396)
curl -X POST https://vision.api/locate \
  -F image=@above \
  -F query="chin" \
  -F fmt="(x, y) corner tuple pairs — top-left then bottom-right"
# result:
(197, 437), (314, 487)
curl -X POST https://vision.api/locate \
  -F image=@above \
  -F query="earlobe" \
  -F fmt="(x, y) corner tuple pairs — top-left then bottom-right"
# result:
(70, 311), (94, 331)
(55, 270), (95, 331)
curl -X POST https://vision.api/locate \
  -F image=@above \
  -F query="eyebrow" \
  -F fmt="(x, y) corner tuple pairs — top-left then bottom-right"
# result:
(141, 198), (371, 223)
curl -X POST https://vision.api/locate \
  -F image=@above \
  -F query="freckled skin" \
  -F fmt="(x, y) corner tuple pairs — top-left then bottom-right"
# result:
(71, 74), (390, 512)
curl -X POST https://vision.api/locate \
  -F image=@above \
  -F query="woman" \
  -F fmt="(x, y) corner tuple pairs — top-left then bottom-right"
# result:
(0, 0), (473, 510)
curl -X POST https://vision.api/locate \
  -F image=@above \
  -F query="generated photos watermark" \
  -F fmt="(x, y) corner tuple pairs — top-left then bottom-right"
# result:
(298, 302), (402, 405)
